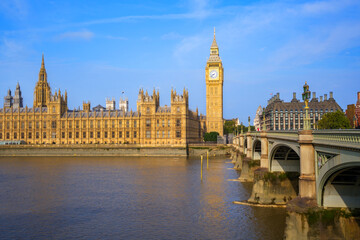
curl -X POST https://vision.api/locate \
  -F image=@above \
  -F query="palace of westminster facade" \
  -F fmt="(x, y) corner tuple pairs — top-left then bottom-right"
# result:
(0, 32), (225, 145)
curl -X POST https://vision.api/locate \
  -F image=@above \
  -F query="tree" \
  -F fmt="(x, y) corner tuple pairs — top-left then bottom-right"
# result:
(224, 120), (236, 134)
(317, 110), (351, 129)
(204, 132), (219, 142)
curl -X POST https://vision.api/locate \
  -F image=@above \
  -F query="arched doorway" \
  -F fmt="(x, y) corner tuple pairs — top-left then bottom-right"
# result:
(322, 166), (360, 208)
(252, 140), (261, 160)
(270, 145), (300, 172)
(244, 138), (247, 155)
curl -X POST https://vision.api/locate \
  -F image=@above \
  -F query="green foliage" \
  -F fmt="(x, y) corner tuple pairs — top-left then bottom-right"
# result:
(317, 110), (351, 129)
(224, 120), (236, 134)
(224, 122), (256, 134)
(203, 132), (219, 142)
(305, 209), (352, 227)
(248, 160), (260, 168)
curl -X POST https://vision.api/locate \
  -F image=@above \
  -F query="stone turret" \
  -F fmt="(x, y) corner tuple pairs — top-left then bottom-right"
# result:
(33, 54), (51, 108)
(4, 89), (13, 108)
(13, 82), (23, 108)
(119, 97), (129, 113)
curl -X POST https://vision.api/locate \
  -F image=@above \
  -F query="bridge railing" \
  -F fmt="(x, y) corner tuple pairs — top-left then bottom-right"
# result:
(313, 129), (360, 149)
(266, 130), (299, 141)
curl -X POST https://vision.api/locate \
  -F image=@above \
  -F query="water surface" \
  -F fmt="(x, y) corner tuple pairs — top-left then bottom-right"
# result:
(0, 156), (286, 239)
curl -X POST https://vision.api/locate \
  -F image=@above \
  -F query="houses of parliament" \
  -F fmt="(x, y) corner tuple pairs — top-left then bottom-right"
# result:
(0, 32), (224, 145)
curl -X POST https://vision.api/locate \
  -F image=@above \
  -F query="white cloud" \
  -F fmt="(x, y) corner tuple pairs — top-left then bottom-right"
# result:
(161, 32), (182, 40)
(0, 0), (28, 20)
(56, 30), (94, 41)
(0, 38), (24, 57)
(301, 0), (359, 15)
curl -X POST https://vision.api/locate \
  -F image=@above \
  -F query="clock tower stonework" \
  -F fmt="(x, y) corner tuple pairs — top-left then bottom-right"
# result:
(206, 29), (224, 136)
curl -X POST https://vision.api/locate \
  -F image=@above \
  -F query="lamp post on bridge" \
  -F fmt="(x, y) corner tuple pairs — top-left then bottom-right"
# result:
(248, 116), (251, 132)
(302, 81), (311, 130)
(299, 81), (316, 200)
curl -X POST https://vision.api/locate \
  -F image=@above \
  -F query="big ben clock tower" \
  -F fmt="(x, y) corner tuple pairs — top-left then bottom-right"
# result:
(206, 28), (224, 136)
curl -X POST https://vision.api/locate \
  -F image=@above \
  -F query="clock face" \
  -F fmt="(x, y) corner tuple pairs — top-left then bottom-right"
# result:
(210, 70), (218, 79)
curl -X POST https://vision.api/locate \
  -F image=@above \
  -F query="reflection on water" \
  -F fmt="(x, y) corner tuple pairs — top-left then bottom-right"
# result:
(0, 156), (286, 239)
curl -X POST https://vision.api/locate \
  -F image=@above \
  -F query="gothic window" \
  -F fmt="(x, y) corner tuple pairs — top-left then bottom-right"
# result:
(157, 131), (159, 138)
(162, 131), (165, 138)
(134, 120), (137, 128)
(14, 122), (17, 129)
(126, 120), (129, 128)
(97, 121), (100, 128)
(76, 120), (79, 129)
(118, 120), (122, 128)
(146, 107), (150, 113)
(43, 132), (46, 139)
(14, 132), (17, 139)
(112, 131), (115, 138)
(146, 131), (151, 138)
(0, 123), (2, 129)
(6, 122), (9, 129)
(76, 132), (79, 138)
(43, 121), (47, 129)
(134, 131), (137, 138)
(69, 132), (72, 138)
(83, 121), (86, 128)
(176, 119), (181, 127)
(119, 131), (122, 138)
(90, 132), (93, 138)
(6, 133), (10, 139)
(36, 121), (39, 129)
(177, 107), (180, 112)
(0, 133), (2, 139)
(97, 132), (100, 138)
(126, 131), (130, 138)
(157, 120), (159, 127)
(105, 120), (108, 128)
(90, 121), (93, 128)
(52, 107), (55, 113)
(176, 131), (181, 138)
(168, 131), (170, 138)
(83, 132), (86, 138)
(36, 132), (39, 139)
(168, 120), (170, 127)
(112, 120), (115, 128)
(69, 121), (72, 128)
(146, 119), (151, 127)
(104, 132), (108, 138)
(21, 132), (24, 139)
(62, 132), (65, 138)
(162, 120), (165, 127)
(28, 132), (32, 139)
(52, 121), (56, 129)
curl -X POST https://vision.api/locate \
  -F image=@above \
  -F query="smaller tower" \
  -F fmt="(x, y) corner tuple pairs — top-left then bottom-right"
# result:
(4, 89), (13, 108)
(83, 101), (91, 112)
(13, 82), (23, 108)
(119, 97), (129, 113)
(106, 98), (116, 110)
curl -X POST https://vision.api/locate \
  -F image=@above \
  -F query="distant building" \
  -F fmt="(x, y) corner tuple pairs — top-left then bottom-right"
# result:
(263, 91), (342, 131)
(253, 106), (263, 131)
(346, 92), (360, 129)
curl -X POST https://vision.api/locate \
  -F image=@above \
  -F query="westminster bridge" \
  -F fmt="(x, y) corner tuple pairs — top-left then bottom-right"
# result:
(232, 129), (360, 208)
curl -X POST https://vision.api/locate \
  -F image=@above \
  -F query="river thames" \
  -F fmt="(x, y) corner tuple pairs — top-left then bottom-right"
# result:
(0, 156), (286, 239)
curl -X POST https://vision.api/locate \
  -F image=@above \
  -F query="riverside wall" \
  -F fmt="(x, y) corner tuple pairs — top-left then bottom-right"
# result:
(0, 144), (231, 157)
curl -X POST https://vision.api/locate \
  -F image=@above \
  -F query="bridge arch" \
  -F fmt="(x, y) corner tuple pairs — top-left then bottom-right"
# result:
(269, 143), (300, 172)
(252, 139), (261, 160)
(318, 162), (360, 208)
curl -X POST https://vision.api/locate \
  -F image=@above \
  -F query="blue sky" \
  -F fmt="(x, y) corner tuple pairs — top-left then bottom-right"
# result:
(1, 0), (360, 123)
